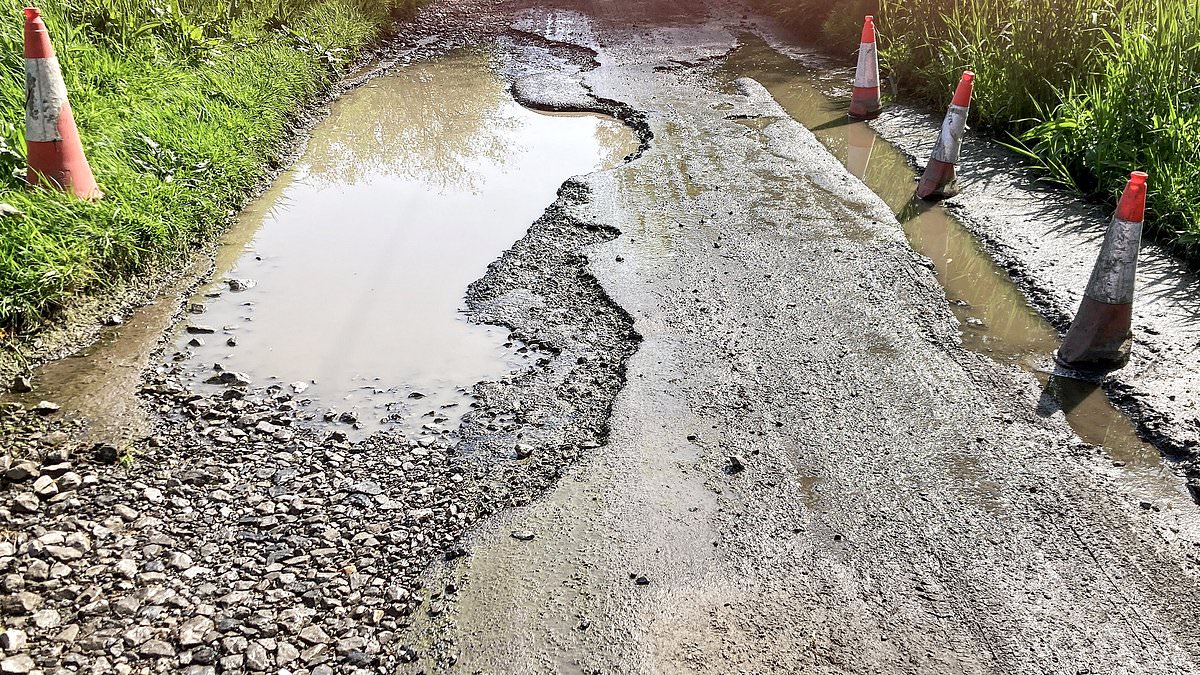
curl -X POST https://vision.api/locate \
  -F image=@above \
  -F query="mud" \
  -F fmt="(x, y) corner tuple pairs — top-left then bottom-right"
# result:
(0, 0), (511, 400)
(4, 0), (1200, 673)
(404, 3), (1200, 673)
(0, 257), (208, 447)
(0, 10), (652, 673)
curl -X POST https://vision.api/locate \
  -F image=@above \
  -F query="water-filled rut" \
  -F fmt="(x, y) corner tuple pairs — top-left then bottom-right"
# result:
(0, 29), (651, 674)
(172, 49), (637, 437)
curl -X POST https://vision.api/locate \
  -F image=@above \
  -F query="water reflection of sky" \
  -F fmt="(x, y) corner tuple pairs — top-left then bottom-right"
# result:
(178, 49), (637, 435)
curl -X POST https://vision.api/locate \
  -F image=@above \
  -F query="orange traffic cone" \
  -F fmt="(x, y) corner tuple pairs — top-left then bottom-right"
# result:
(24, 7), (100, 199)
(1056, 171), (1148, 371)
(916, 71), (974, 200)
(849, 16), (882, 120)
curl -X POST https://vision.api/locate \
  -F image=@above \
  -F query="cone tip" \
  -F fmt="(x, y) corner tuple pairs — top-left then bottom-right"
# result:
(1116, 171), (1148, 222)
(951, 72), (975, 106)
(24, 7), (40, 21)
(861, 15), (876, 42)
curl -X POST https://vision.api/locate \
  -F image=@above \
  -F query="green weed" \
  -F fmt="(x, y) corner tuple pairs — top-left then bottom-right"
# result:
(0, 0), (420, 333)
(118, 444), (136, 470)
(1020, 0), (1200, 251)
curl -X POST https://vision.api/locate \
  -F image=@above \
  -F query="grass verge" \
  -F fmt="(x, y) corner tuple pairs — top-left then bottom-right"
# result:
(0, 0), (420, 334)
(752, 0), (1200, 259)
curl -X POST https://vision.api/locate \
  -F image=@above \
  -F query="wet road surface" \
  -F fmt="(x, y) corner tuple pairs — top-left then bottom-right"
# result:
(4, 0), (1200, 673)
(406, 2), (1200, 673)
(717, 35), (1197, 532)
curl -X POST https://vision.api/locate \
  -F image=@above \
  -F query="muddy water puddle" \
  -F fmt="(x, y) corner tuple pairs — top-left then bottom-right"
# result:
(170, 49), (636, 437)
(1, 261), (207, 445)
(720, 36), (1195, 514)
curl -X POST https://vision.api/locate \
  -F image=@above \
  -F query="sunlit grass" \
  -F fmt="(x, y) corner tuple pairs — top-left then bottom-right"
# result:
(1019, 0), (1200, 249)
(0, 0), (419, 332)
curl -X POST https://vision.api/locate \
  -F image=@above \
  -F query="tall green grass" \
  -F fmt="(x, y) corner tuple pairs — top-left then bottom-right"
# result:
(881, 0), (1112, 129)
(0, 0), (418, 333)
(754, 0), (1200, 259)
(752, 0), (876, 46)
(1020, 0), (1200, 248)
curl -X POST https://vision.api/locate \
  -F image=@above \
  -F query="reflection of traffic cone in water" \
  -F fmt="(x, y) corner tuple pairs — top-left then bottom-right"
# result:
(24, 7), (101, 199)
(916, 71), (973, 200)
(1056, 171), (1148, 371)
(848, 16), (882, 120)
(845, 121), (876, 180)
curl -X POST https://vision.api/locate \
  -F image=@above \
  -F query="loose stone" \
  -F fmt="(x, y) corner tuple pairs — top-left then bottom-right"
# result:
(32, 474), (58, 499)
(0, 629), (27, 651)
(32, 608), (62, 629)
(244, 641), (271, 671)
(57, 471), (83, 491)
(32, 401), (60, 415)
(11, 493), (40, 514)
(178, 616), (214, 647)
(0, 654), (35, 675)
(139, 640), (176, 658)
(4, 461), (38, 482)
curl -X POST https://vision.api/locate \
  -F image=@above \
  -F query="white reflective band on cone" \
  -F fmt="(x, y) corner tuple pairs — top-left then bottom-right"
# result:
(854, 42), (879, 88)
(25, 57), (67, 143)
(1085, 217), (1142, 305)
(930, 104), (968, 164)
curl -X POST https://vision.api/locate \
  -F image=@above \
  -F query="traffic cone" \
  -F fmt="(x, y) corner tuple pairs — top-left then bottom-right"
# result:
(845, 120), (876, 180)
(24, 7), (101, 200)
(916, 71), (974, 200)
(848, 16), (882, 120)
(1056, 171), (1148, 371)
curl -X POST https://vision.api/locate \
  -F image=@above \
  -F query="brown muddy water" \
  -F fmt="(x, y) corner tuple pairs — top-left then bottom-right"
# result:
(4, 49), (636, 445)
(720, 36), (1198, 516)
(173, 49), (637, 437)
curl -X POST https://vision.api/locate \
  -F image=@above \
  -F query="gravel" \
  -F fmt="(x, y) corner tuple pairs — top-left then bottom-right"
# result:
(0, 5), (643, 673)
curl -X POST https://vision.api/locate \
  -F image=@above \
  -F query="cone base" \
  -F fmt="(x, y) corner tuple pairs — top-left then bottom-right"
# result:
(1056, 296), (1133, 371)
(848, 88), (882, 120)
(916, 160), (958, 200)
(848, 106), (882, 120)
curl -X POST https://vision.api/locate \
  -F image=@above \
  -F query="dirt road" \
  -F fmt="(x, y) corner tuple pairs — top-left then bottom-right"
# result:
(406, 2), (1200, 672)
(3, 1), (1200, 673)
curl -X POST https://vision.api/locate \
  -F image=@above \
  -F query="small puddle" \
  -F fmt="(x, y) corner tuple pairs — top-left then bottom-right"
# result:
(0, 260), (207, 445)
(166, 49), (637, 437)
(720, 36), (1194, 514)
